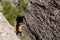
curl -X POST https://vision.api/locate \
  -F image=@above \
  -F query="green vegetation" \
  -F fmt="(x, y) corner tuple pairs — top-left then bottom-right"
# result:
(17, 0), (28, 11)
(0, 0), (28, 26)
(0, 1), (19, 25)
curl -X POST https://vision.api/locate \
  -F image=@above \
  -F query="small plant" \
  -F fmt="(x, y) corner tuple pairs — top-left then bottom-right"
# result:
(17, 0), (28, 11)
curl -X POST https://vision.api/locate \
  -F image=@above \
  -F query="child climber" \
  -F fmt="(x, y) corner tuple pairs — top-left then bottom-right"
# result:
(16, 12), (25, 36)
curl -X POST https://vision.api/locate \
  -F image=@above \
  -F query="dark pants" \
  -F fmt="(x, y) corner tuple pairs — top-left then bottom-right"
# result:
(16, 24), (19, 35)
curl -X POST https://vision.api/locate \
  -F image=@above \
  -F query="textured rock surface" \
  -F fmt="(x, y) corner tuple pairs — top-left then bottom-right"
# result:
(9, 0), (18, 6)
(0, 12), (19, 40)
(24, 0), (60, 40)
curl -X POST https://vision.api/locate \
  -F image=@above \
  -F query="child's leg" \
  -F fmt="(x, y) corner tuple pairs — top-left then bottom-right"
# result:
(19, 31), (22, 36)
(16, 25), (19, 35)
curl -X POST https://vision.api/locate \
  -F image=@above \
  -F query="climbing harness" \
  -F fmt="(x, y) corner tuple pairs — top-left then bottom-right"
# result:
(18, 25), (23, 32)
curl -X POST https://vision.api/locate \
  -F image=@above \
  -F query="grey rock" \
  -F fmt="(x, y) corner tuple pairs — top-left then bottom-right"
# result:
(24, 0), (60, 40)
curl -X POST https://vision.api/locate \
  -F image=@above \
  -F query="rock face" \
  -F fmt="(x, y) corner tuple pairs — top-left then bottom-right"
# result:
(0, 12), (19, 40)
(24, 0), (60, 40)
